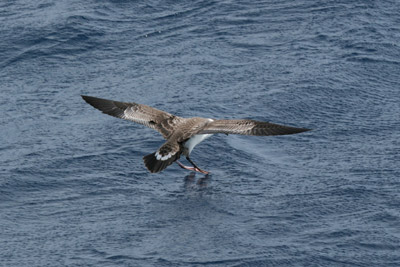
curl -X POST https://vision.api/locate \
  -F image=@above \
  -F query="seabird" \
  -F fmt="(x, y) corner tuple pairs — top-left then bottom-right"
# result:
(81, 95), (310, 174)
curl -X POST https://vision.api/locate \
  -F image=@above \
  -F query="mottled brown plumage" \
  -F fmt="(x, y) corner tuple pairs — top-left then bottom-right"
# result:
(81, 95), (311, 173)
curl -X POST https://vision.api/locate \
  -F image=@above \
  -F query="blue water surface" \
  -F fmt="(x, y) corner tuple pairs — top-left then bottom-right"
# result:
(1, 0), (400, 266)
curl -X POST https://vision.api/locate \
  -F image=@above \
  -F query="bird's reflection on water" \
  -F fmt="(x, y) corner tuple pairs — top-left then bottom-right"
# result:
(183, 172), (211, 190)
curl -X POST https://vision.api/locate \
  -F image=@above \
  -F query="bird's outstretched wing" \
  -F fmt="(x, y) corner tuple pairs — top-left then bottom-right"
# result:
(81, 95), (182, 139)
(199, 119), (310, 136)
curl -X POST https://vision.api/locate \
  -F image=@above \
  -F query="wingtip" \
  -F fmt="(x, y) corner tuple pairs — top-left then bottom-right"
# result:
(296, 127), (312, 134)
(281, 126), (312, 135)
(81, 95), (94, 101)
(81, 95), (93, 103)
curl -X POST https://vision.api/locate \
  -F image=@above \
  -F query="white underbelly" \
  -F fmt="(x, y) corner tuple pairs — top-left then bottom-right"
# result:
(184, 134), (213, 154)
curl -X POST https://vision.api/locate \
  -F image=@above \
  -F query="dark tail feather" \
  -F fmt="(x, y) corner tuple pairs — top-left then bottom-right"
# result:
(143, 152), (180, 173)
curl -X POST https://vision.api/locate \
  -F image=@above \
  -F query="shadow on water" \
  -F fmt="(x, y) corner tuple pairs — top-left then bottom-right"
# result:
(183, 172), (211, 191)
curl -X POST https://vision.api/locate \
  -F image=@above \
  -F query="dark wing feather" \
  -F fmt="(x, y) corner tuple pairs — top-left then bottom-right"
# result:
(199, 119), (310, 136)
(81, 95), (182, 138)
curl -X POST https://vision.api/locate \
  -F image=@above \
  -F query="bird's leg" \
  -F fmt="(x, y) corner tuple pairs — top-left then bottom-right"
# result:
(176, 159), (210, 175)
(176, 160), (197, 172)
(186, 156), (209, 174)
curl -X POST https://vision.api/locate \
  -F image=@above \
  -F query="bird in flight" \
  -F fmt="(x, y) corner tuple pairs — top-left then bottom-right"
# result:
(81, 95), (310, 174)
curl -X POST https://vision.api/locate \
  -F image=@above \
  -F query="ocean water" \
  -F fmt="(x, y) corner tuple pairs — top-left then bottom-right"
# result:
(1, 0), (400, 266)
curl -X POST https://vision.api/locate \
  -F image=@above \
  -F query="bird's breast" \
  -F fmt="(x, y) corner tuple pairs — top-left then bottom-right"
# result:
(184, 134), (213, 154)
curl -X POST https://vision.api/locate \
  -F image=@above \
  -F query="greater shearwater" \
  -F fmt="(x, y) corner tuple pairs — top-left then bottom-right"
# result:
(81, 95), (310, 174)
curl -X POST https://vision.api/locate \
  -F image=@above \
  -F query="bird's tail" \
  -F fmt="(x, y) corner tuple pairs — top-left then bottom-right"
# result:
(143, 142), (182, 174)
(143, 152), (180, 173)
